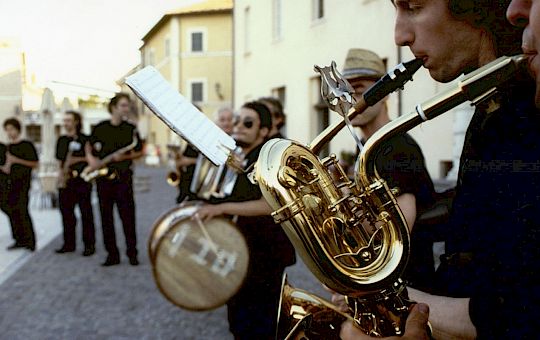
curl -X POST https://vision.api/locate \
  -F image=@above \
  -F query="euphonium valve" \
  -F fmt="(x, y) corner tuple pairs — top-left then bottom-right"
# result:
(256, 137), (411, 337)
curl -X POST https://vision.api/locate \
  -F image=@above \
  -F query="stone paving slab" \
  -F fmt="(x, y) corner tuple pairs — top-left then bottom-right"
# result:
(0, 166), (328, 340)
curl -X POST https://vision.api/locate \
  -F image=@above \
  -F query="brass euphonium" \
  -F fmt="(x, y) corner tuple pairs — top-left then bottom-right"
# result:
(255, 55), (527, 338)
(190, 147), (242, 200)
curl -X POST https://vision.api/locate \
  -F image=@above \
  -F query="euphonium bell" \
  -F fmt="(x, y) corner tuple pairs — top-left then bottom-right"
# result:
(276, 274), (354, 340)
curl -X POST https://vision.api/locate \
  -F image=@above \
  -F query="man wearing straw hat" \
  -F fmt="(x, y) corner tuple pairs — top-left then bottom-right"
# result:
(342, 48), (437, 292)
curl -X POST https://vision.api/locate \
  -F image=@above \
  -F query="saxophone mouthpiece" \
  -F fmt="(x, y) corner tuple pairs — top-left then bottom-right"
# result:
(363, 58), (424, 106)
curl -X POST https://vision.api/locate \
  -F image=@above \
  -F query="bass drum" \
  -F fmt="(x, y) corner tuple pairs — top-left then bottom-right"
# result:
(149, 201), (249, 311)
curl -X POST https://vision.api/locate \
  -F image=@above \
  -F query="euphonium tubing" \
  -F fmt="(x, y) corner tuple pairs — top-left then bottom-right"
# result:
(190, 154), (220, 199)
(148, 201), (249, 311)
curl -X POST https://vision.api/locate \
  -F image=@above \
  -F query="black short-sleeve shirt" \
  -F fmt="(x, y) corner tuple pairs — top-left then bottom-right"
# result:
(0, 143), (7, 187)
(56, 134), (90, 174)
(89, 120), (143, 171)
(8, 140), (38, 182)
(374, 132), (436, 216)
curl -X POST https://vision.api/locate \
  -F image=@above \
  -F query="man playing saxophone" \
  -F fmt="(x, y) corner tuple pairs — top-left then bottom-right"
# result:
(55, 110), (96, 256)
(2, 118), (38, 251)
(196, 101), (296, 340)
(508, 1), (540, 107)
(342, 1), (540, 339)
(86, 93), (144, 266)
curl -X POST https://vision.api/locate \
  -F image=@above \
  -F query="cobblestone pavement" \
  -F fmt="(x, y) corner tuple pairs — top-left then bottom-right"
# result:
(0, 166), (329, 340)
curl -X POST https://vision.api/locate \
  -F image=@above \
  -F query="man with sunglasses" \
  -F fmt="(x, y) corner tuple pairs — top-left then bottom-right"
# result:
(196, 101), (295, 340)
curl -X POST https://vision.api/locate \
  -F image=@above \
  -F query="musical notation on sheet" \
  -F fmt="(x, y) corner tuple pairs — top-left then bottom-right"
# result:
(125, 66), (236, 166)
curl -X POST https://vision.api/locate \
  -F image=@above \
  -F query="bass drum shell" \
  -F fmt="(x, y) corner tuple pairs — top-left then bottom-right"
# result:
(150, 202), (249, 311)
(148, 202), (199, 264)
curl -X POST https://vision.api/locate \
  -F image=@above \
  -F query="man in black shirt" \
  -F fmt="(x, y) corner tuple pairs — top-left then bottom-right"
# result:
(342, 48), (436, 291)
(0, 142), (12, 244)
(176, 106), (235, 203)
(55, 110), (96, 256)
(508, 1), (540, 106)
(341, 1), (534, 339)
(86, 93), (143, 266)
(196, 101), (296, 340)
(259, 97), (286, 139)
(1, 118), (38, 251)
(174, 143), (198, 204)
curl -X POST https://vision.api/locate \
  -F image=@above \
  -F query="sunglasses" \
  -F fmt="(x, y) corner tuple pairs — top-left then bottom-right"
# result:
(234, 118), (255, 129)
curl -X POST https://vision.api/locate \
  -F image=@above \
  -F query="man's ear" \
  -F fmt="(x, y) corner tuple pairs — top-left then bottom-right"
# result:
(260, 126), (270, 138)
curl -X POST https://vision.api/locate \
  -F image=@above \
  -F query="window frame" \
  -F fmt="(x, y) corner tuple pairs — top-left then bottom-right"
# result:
(188, 28), (207, 53)
(187, 78), (207, 103)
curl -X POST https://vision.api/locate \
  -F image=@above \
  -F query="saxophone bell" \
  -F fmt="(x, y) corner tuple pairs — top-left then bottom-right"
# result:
(166, 142), (188, 187)
(166, 171), (180, 186)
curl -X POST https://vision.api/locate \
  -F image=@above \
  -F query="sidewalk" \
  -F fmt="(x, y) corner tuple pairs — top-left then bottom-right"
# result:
(0, 198), (62, 285)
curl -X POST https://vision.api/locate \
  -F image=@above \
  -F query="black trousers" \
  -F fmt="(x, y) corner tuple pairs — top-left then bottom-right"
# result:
(58, 177), (95, 250)
(6, 180), (35, 247)
(227, 266), (285, 340)
(96, 170), (137, 259)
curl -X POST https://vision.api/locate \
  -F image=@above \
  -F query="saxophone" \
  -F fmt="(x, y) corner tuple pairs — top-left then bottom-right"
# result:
(57, 139), (78, 189)
(81, 132), (138, 182)
(254, 55), (526, 338)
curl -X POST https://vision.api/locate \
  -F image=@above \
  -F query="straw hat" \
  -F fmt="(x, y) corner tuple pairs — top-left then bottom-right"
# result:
(342, 48), (385, 80)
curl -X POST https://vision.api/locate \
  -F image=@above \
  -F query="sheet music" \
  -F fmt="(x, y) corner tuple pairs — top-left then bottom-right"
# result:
(125, 66), (236, 166)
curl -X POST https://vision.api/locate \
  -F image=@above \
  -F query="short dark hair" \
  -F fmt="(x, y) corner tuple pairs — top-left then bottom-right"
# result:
(108, 92), (131, 114)
(3, 117), (21, 131)
(448, 0), (523, 57)
(65, 110), (83, 134)
(242, 101), (272, 130)
(259, 97), (286, 129)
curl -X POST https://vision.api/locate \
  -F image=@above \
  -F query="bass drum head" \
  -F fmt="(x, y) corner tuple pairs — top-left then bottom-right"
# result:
(153, 215), (249, 311)
(148, 203), (198, 264)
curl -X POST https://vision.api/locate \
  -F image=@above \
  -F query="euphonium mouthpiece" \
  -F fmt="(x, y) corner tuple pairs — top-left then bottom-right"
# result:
(363, 58), (424, 106)
(310, 58), (424, 154)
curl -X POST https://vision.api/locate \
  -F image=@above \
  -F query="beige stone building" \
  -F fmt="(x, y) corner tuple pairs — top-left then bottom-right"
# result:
(0, 38), (24, 141)
(135, 0), (233, 157)
(233, 0), (472, 180)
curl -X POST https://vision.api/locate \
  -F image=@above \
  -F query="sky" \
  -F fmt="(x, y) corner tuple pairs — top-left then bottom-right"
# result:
(0, 0), (202, 96)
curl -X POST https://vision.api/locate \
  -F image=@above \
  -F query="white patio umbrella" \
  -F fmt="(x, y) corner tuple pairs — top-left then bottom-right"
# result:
(40, 88), (56, 170)
(60, 97), (73, 113)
